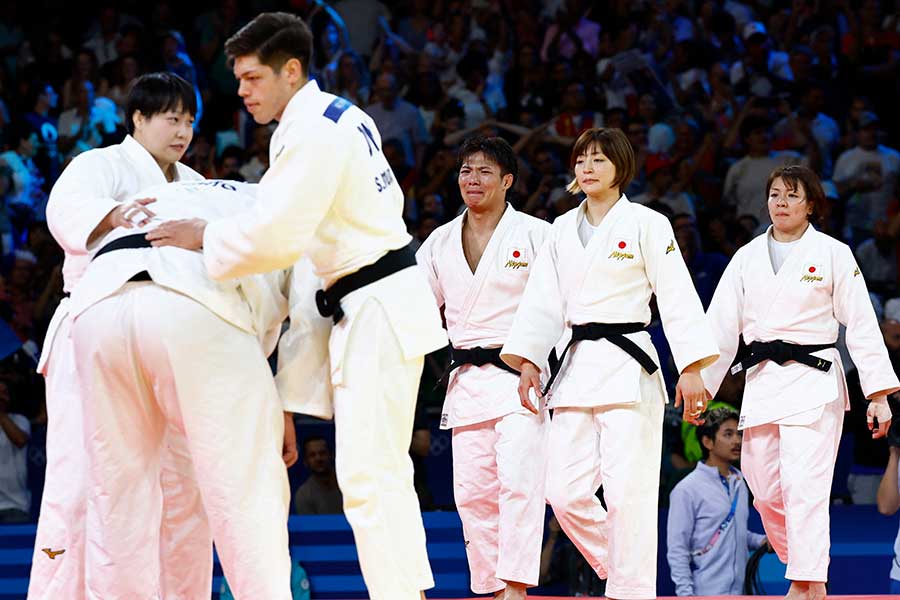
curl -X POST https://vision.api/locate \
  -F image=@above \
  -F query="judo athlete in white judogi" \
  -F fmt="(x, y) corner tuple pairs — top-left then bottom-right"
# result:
(501, 128), (719, 600)
(68, 179), (314, 600)
(29, 73), (211, 600)
(416, 136), (550, 599)
(146, 14), (446, 600)
(702, 165), (899, 600)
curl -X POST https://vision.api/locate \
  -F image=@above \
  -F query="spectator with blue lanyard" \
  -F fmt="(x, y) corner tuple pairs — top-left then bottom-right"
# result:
(667, 407), (768, 595)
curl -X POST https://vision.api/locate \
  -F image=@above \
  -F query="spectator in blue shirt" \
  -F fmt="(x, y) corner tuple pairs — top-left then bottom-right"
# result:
(667, 407), (767, 596)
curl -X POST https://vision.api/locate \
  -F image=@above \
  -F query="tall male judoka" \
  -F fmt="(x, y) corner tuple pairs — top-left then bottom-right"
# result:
(416, 136), (550, 599)
(32, 72), (212, 600)
(147, 12), (447, 600)
(69, 179), (321, 600)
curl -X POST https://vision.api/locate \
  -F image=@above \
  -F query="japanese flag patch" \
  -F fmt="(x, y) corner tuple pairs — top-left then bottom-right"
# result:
(608, 238), (635, 261)
(800, 263), (823, 283)
(505, 246), (528, 270)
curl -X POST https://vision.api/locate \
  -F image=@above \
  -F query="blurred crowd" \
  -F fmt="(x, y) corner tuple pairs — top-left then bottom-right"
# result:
(0, 1), (899, 592)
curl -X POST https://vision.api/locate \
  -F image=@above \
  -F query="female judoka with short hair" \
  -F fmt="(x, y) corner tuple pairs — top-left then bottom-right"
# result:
(501, 128), (719, 600)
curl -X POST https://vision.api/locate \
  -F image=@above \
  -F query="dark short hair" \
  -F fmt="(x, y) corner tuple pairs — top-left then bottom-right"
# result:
(568, 128), (636, 194)
(26, 82), (51, 111)
(219, 145), (245, 164)
(440, 98), (465, 121)
(7, 120), (37, 146)
(766, 164), (829, 226)
(671, 212), (695, 226)
(302, 435), (329, 455)
(739, 114), (771, 142)
(696, 407), (740, 460)
(382, 137), (405, 155)
(457, 135), (518, 187)
(225, 12), (313, 75)
(456, 50), (489, 81)
(125, 72), (196, 134)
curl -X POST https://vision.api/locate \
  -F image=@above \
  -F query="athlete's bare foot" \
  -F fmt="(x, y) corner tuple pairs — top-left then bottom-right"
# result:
(504, 582), (527, 600)
(785, 581), (808, 599)
(806, 582), (827, 600)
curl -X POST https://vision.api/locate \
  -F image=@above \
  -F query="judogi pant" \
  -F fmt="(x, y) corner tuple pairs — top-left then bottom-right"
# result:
(545, 371), (664, 600)
(452, 409), (548, 594)
(742, 398), (844, 582)
(28, 306), (213, 600)
(72, 283), (291, 600)
(332, 298), (434, 600)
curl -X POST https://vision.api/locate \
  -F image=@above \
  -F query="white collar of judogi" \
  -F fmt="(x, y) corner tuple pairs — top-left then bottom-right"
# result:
(279, 78), (323, 126)
(121, 134), (188, 184)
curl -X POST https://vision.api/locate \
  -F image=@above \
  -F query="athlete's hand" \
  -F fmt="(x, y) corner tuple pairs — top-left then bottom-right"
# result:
(676, 368), (708, 426)
(282, 412), (299, 468)
(518, 360), (542, 415)
(114, 198), (157, 228)
(867, 395), (892, 439)
(88, 198), (157, 246)
(146, 218), (207, 250)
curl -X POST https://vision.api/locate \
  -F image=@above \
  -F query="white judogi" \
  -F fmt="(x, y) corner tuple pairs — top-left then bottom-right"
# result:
(197, 80), (447, 600)
(501, 197), (718, 599)
(30, 135), (209, 600)
(703, 225), (900, 581)
(68, 181), (302, 600)
(416, 204), (550, 593)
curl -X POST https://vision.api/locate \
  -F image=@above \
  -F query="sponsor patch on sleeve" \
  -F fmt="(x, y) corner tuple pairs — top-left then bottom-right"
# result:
(323, 97), (352, 123)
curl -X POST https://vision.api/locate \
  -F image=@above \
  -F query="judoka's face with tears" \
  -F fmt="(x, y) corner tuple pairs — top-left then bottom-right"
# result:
(573, 144), (617, 198)
(768, 176), (811, 235)
(458, 152), (512, 212)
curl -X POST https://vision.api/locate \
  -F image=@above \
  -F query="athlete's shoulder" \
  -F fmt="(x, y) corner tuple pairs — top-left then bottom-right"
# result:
(628, 199), (670, 226)
(551, 203), (582, 229)
(68, 143), (121, 168)
(426, 215), (460, 244)
(514, 209), (552, 234)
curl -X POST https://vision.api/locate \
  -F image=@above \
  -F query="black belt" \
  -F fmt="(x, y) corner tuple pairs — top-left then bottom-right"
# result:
(543, 322), (656, 395)
(93, 233), (153, 282)
(315, 243), (417, 324)
(435, 345), (519, 389)
(93, 233), (152, 259)
(730, 340), (835, 375)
